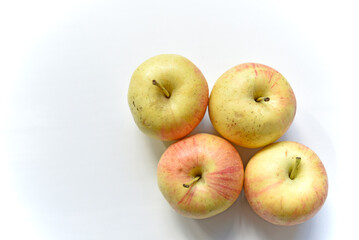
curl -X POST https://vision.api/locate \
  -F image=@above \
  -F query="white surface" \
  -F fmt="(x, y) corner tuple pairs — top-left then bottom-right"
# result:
(0, 0), (357, 239)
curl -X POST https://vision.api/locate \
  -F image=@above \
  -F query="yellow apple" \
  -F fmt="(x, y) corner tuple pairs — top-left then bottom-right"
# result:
(209, 63), (296, 148)
(128, 54), (209, 141)
(244, 141), (328, 225)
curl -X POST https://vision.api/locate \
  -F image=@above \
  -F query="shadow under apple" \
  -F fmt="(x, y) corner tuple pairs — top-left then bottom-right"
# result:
(189, 111), (262, 166)
(174, 195), (243, 240)
(233, 145), (262, 167)
(188, 111), (220, 137)
(238, 191), (307, 240)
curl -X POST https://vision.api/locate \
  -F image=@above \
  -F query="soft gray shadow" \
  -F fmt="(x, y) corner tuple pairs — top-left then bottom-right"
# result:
(238, 194), (306, 240)
(142, 134), (167, 172)
(188, 110), (220, 137)
(233, 145), (262, 167)
(238, 188), (334, 240)
(175, 196), (243, 240)
(190, 110), (262, 167)
(162, 139), (176, 148)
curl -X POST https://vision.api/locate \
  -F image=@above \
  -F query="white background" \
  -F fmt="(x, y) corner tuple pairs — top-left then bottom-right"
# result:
(0, 0), (357, 239)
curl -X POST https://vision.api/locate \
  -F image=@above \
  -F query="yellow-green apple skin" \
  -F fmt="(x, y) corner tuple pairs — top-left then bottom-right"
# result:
(209, 63), (296, 148)
(244, 141), (328, 226)
(128, 54), (209, 141)
(157, 133), (244, 219)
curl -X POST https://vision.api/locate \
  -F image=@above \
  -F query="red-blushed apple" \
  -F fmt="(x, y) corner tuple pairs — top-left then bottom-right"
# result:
(244, 141), (328, 225)
(128, 54), (209, 141)
(209, 63), (296, 148)
(157, 133), (244, 219)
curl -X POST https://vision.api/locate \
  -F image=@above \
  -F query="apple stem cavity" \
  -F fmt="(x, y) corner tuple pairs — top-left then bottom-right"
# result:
(183, 176), (201, 188)
(289, 157), (301, 180)
(256, 96), (270, 102)
(152, 80), (170, 98)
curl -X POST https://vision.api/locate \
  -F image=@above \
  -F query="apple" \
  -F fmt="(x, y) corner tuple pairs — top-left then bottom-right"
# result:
(128, 54), (209, 141)
(209, 63), (296, 148)
(157, 133), (244, 219)
(244, 141), (328, 225)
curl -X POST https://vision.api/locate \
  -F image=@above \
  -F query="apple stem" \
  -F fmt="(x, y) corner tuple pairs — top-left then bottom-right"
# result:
(289, 157), (301, 180)
(256, 97), (270, 102)
(152, 80), (170, 98)
(183, 176), (201, 188)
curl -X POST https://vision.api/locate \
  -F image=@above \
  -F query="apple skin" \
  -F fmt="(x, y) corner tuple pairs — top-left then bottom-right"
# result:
(128, 54), (209, 141)
(244, 141), (328, 226)
(157, 133), (244, 219)
(209, 63), (296, 148)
